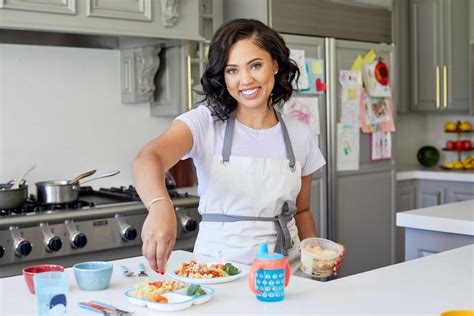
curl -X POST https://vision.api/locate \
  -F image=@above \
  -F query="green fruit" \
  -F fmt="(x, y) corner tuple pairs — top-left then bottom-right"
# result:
(417, 146), (440, 168)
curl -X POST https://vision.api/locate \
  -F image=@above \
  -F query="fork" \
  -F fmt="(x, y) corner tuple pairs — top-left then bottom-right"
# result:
(90, 301), (133, 316)
(138, 263), (148, 277)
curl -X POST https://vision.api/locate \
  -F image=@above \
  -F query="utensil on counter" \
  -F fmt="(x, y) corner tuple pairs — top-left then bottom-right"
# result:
(120, 265), (134, 277)
(36, 170), (120, 204)
(10, 164), (36, 190)
(79, 301), (132, 316)
(0, 180), (28, 209)
(138, 263), (148, 277)
(69, 169), (96, 184)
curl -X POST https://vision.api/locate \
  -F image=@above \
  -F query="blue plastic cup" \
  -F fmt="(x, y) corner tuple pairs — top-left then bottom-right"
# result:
(33, 271), (68, 316)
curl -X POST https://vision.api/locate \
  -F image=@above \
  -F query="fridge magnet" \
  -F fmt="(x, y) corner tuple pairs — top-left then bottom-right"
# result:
(299, 58), (326, 95)
(282, 97), (320, 134)
(359, 89), (395, 133)
(339, 70), (362, 87)
(370, 130), (392, 161)
(337, 123), (360, 171)
(362, 49), (377, 65)
(362, 58), (391, 98)
(340, 86), (361, 126)
(290, 49), (309, 90)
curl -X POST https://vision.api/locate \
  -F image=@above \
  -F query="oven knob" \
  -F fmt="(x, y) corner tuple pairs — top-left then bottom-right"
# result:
(0, 246), (4, 258)
(184, 218), (198, 232)
(15, 240), (32, 257)
(46, 236), (63, 252)
(71, 233), (87, 249)
(122, 226), (138, 241)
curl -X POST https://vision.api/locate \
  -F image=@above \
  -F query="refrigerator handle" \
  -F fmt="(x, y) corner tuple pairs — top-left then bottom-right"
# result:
(325, 38), (337, 241)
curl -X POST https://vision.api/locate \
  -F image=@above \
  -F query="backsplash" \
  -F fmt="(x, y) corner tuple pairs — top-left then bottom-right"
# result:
(0, 44), (173, 188)
(395, 112), (474, 167)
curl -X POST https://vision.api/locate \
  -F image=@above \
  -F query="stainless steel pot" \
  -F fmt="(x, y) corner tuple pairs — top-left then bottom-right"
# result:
(36, 170), (120, 204)
(0, 181), (28, 209)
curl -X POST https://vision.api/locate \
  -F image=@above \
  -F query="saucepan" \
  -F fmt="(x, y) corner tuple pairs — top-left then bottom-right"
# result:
(0, 180), (28, 209)
(36, 170), (120, 204)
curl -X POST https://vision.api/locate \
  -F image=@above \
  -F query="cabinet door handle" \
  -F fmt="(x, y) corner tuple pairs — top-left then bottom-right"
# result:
(187, 55), (192, 111)
(443, 64), (447, 108)
(436, 191), (442, 205)
(436, 65), (440, 109)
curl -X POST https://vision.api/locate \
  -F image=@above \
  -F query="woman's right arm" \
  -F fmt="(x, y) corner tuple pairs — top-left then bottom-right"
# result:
(132, 120), (194, 274)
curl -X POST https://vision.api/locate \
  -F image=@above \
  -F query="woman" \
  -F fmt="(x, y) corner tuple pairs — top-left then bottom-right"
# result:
(133, 19), (340, 275)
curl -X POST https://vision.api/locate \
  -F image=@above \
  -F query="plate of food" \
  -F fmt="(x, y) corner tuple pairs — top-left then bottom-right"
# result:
(168, 260), (248, 284)
(124, 279), (214, 312)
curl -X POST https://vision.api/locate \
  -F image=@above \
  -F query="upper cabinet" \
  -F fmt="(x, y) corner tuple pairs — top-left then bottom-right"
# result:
(0, 0), (203, 41)
(149, 0), (223, 116)
(410, 0), (470, 113)
(471, 0), (474, 43)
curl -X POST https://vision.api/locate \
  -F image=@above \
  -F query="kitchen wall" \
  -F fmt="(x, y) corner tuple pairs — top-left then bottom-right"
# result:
(395, 113), (474, 167)
(0, 44), (174, 188)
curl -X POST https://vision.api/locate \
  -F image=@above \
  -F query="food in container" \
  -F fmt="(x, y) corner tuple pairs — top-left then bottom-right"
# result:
(300, 237), (343, 278)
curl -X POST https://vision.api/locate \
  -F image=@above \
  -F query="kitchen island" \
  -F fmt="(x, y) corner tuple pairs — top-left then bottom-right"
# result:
(1, 245), (473, 315)
(397, 199), (474, 260)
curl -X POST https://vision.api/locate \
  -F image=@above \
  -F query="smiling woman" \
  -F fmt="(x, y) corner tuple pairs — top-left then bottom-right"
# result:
(132, 19), (341, 277)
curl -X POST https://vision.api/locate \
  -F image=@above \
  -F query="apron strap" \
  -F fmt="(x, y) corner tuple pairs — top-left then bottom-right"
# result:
(201, 201), (297, 256)
(275, 111), (296, 170)
(222, 109), (296, 170)
(222, 111), (236, 163)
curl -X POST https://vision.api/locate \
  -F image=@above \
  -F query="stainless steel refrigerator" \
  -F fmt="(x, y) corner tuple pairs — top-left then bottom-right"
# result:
(284, 34), (396, 277)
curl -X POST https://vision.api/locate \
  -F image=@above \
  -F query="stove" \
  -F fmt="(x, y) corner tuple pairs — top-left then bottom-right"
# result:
(0, 186), (200, 277)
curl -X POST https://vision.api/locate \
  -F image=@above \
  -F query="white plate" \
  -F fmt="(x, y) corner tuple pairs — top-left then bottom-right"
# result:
(167, 262), (249, 284)
(124, 285), (214, 312)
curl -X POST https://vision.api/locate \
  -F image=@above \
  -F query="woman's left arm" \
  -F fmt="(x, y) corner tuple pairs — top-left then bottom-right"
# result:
(295, 174), (317, 240)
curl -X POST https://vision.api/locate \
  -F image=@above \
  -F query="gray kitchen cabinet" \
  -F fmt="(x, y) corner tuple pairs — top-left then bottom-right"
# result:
(393, 0), (411, 114)
(0, 0), (203, 41)
(150, 0), (223, 116)
(404, 228), (473, 260)
(396, 180), (416, 263)
(471, 0), (474, 43)
(410, 0), (470, 113)
(416, 179), (446, 208)
(397, 178), (474, 209)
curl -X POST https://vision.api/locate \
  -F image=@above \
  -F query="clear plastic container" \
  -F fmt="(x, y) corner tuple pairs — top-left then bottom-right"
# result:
(300, 238), (343, 278)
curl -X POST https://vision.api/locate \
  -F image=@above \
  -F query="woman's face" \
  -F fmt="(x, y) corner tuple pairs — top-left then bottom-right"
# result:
(224, 38), (278, 110)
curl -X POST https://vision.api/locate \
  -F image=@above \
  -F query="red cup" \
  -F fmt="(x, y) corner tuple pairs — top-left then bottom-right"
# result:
(23, 264), (64, 294)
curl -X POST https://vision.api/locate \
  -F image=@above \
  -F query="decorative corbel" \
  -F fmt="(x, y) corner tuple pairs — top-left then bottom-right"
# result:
(160, 0), (179, 27)
(121, 45), (161, 104)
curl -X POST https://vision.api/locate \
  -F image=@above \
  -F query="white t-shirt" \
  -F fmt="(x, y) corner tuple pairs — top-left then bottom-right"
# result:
(176, 105), (326, 197)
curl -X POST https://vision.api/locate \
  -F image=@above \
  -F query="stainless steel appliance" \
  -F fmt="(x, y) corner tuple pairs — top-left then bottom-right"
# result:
(283, 35), (395, 277)
(0, 185), (200, 277)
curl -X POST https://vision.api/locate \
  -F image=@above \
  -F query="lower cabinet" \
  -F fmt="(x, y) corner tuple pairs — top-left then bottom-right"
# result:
(396, 178), (474, 262)
(404, 228), (473, 260)
(397, 179), (474, 210)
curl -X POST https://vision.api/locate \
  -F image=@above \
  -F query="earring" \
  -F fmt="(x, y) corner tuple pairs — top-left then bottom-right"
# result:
(274, 70), (278, 75)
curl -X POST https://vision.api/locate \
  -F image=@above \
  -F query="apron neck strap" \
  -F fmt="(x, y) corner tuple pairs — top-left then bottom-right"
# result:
(222, 109), (296, 170)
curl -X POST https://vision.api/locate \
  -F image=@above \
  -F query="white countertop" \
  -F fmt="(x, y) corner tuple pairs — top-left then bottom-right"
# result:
(1, 245), (473, 315)
(396, 200), (474, 235)
(396, 164), (474, 182)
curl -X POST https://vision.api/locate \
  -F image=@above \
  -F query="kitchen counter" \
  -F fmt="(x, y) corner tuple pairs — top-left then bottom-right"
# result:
(397, 164), (474, 182)
(396, 199), (474, 236)
(1, 245), (473, 315)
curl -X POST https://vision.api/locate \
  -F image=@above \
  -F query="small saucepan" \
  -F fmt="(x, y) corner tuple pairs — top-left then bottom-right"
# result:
(0, 180), (28, 209)
(36, 170), (120, 204)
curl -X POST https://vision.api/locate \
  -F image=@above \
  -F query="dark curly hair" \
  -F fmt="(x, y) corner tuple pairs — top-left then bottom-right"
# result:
(200, 19), (300, 121)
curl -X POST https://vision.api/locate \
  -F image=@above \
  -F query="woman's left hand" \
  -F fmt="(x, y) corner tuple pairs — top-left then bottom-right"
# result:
(332, 244), (345, 276)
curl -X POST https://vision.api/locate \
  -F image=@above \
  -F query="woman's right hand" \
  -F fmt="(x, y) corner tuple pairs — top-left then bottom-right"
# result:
(141, 202), (177, 274)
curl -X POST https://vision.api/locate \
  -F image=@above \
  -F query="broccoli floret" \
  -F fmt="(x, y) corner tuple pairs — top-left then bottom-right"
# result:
(187, 284), (206, 297)
(223, 263), (240, 276)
